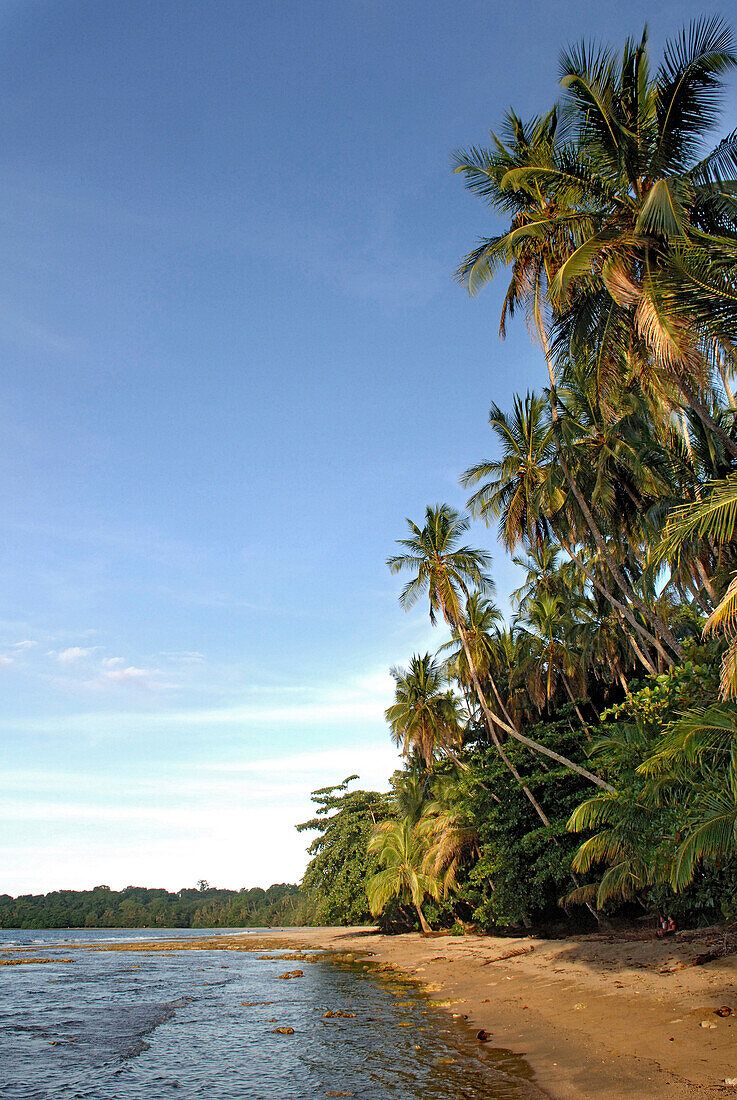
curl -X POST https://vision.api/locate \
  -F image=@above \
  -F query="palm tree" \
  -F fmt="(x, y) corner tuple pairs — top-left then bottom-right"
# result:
(568, 704), (737, 903)
(387, 504), (614, 791)
(658, 473), (737, 696)
(455, 22), (737, 658)
(512, 19), (737, 456)
(438, 592), (502, 690)
(462, 388), (678, 670)
(642, 706), (737, 890)
(418, 773), (479, 894)
(516, 593), (590, 729)
(385, 654), (464, 767)
(462, 393), (558, 551)
(454, 107), (680, 656)
(510, 540), (564, 610)
(366, 818), (442, 934)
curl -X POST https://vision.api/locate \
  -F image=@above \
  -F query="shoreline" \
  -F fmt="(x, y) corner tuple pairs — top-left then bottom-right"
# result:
(254, 925), (736, 1100)
(4, 924), (735, 1097)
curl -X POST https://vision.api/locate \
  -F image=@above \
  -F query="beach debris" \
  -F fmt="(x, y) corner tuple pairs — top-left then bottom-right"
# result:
(325, 1092), (353, 1096)
(277, 970), (304, 979)
(724, 1079), (737, 1086)
(323, 1010), (357, 1018)
(476, 1029), (491, 1042)
(716, 1006), (734, 1017)
(271, 1027), (295, 1035)
(482, 945), (534, 965)
(574, 1003), (586, 1011)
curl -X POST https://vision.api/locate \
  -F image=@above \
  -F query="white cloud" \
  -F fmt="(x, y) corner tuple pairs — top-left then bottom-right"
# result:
(0, 666), (395, 733)
(12, 639), (36, 650)
(159, 651), (206, 663)
(91, 664), (166, 690)
(55, 646), (96, 664)
(0, 656), (13, 667)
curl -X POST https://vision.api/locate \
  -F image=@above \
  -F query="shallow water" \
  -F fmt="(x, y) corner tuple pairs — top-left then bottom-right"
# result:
(0, 929), (545, 1099)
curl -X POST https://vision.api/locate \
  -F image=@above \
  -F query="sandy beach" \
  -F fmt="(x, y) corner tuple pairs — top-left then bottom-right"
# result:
(247, 924), (737, 1100)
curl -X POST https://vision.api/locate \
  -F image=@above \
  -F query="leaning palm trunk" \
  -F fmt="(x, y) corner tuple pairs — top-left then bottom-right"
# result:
(677, 373), (737, 462)
(441, 596), (615, 793)
(536, 321), (683, 664)
(561, 673), (591, 738)
(455, 620), (605, 922)
(414, 903), (432, 935)
(556, 536), (659, 676)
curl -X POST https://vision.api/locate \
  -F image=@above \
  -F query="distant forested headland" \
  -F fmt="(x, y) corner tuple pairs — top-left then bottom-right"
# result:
(0, 884), (309, 929)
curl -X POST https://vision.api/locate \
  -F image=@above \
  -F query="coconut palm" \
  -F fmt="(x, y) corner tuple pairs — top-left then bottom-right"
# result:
(366, 818), (442, 934)
(455, 21), (737, 660)
(438, 593), (502, 689)
(454, 105), (681, 653)
(641, 706), (737, 889)
(462, 393), (559, 550)
(387, 504), (614, 791)
(510, 540), (564, 610)
(512, 19), (737, 455)
(462, 385), (679, 668)
(658, 473), (737, 695)
(516, 593), (590, 729)
(385, 654), (464, 768)
(418, 773), (479, 893)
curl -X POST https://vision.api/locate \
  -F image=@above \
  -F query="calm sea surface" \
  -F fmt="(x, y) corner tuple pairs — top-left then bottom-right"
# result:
(0, 929), (546, 1099)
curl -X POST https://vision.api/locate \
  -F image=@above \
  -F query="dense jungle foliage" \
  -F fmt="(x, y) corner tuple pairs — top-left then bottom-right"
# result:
(299, 18), (737, 935)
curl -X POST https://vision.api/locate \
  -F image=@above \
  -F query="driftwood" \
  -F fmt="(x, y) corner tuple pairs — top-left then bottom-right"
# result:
(481, 944), (535, 965)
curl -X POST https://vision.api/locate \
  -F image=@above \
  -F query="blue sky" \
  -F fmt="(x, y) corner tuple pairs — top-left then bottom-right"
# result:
(2, 0), (733, 894)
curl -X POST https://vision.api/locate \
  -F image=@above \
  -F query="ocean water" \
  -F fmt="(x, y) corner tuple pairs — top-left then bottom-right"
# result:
(0, 929), (546, 1099)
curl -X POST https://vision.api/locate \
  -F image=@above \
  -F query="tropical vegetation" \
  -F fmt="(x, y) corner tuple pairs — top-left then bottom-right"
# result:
(299, 17), (737, 934)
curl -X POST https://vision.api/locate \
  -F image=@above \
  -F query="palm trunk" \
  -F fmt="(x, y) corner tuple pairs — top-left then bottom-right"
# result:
(718, 357), (736, 409)
(558, 536), (659, 675)
(442, 599), (614, 792)
(677, 375), (737, 461)
(537, 320), (684, 663)
(694, 557), (717, 605)
(620, 618), (657, 675)
(561, 674), (591, 739)
(685, 574), (712, 617)
(558, 459), (682, 662)
(415, 903), (432, 935)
